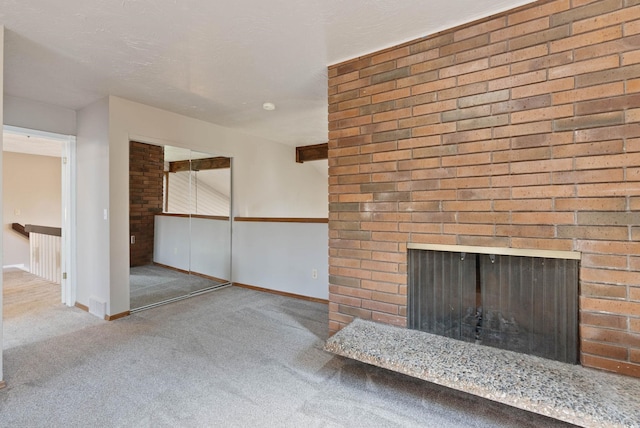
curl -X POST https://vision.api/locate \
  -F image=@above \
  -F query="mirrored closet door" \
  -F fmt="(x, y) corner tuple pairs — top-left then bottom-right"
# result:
(129, 142), (231, 311)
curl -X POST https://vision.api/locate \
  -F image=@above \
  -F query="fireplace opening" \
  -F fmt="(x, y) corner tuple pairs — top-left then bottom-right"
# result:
(408, 246), (579, 364)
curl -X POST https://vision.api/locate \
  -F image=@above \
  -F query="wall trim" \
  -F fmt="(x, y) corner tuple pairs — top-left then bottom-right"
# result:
(157, 213), (230, 221)
(233, 282), (329, 304)
(3, 264), (27, 271)
(75, 302), (89, 312)
(234, 217), (328, 223)
(105, 311), (130, 321)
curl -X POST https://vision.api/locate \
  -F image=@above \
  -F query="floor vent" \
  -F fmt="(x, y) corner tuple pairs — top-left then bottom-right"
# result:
(88, 297), (107, 319)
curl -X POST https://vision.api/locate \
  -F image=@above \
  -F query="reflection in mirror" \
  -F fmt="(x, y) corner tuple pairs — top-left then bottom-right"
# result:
(187, 150), (231, 288)
(165, 150), (230, 216)
(129, 142), (232, 311)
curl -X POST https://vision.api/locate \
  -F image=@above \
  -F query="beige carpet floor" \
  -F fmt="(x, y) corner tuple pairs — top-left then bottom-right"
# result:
(3, 268), (61, 319)
(1, 281), (573, 427)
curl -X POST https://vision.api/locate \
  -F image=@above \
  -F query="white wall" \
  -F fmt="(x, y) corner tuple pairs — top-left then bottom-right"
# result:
(76, 98), (110, 316)
(233, 221), (328, 300)
(154, 215), (231, 281)
(190, 217), (231, 280)
(3, 95), (76, 136)
(153, 216), (190, 271)
(232, 137), (328, 218)
(3, 152), (61, 269)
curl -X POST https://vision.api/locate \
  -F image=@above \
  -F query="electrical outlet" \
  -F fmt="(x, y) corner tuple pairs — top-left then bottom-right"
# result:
(174, 247), (178, 255)
(130, 235), (136, 245)
(312, 269), (318, 279)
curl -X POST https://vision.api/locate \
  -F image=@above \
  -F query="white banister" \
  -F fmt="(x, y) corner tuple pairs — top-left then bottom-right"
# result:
(29, 231), (61, 284)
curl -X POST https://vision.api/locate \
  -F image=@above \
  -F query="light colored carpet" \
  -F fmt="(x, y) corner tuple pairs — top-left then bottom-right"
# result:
(2, 268), (102, 352)
(130, 264), (226, 309)
(3, 268), (60, 319)
(1, 286), (573, 427)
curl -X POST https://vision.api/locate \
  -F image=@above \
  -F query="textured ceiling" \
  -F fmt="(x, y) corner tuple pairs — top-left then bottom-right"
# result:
(0, 0), (534, 146)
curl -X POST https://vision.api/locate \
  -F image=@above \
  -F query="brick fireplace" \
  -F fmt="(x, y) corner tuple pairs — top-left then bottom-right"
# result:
(328, 0), (640, 377)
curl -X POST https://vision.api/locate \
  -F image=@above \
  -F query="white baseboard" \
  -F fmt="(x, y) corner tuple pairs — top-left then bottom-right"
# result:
(3, 264), (28, 271)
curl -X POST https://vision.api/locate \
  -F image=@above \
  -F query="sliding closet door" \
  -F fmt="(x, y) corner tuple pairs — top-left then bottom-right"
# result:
(129, 143), (232, 311)
(187, 150), (231, 293)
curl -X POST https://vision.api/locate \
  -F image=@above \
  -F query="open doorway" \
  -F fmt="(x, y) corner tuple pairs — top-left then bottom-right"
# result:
(2, 126), (76, 325)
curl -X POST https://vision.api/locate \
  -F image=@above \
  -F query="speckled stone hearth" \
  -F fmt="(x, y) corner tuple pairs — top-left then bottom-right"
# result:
(325, 319), (640, 428)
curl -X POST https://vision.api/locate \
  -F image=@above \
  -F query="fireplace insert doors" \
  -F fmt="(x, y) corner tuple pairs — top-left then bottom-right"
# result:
(408, 248), (579, 364)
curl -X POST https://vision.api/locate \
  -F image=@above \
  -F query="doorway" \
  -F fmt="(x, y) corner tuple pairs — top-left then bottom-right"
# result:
(2, 125), (76, 311)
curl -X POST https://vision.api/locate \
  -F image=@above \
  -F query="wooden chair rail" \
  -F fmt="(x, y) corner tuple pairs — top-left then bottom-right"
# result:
(233, 217), (328, 224)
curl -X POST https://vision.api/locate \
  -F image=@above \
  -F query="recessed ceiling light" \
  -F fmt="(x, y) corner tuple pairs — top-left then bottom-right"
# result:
(262, 102), (276, 111)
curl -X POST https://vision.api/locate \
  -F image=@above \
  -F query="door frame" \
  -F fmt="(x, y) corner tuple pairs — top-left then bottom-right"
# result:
(61, 134), (77, 306)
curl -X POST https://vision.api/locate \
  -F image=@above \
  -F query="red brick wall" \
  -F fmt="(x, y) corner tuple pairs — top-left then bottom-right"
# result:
(129, 141), (164, 267)
(328, 0), (640, 377)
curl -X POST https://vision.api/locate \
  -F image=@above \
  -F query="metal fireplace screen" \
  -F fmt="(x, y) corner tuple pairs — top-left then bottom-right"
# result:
(408, 250), (579, 364)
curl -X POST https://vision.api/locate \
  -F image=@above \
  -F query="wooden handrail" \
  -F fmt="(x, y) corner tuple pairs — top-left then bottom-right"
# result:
(24, 224), (62, 237)
(11, 223), (29, 238)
